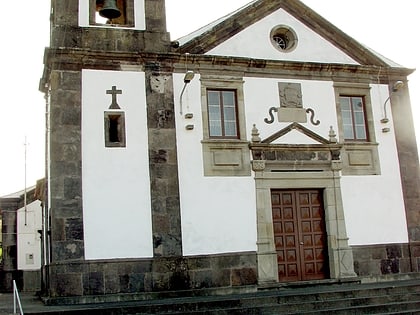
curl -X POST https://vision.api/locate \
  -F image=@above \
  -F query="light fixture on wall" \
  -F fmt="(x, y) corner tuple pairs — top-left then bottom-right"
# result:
(381, 80), (404, 124)
(179, 70), (195, 115)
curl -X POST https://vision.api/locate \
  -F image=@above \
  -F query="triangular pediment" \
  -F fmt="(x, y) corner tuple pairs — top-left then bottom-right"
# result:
(262, 122), (330, 145)
(250, 122), (342, 167)
(176, 0), (398, 67)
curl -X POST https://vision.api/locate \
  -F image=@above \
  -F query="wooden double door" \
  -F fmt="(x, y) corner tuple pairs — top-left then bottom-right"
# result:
(271, 189), (329, 282)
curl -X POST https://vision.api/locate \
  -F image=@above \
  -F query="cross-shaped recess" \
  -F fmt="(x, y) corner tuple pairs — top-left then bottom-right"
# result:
(107, 86), (122, 109)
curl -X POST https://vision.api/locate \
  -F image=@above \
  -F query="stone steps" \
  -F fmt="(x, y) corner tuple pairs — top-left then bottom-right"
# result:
(22, 279), (420, 314)
(140, 285), (420, 315)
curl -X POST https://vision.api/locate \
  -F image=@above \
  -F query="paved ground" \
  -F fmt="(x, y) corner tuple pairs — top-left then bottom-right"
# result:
(0, 292), (99, 314)
(0, 292), (53, 314)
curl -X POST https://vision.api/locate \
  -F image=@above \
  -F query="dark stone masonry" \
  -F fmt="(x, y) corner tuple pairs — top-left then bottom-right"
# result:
(45, 252), (257, 303)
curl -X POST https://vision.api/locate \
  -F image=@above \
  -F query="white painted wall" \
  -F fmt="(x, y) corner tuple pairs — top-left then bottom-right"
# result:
(82, 69), (153, 260)
(173, 73), (408, 251)
(78, 0), (145, 30)
(17, 200), (42, 270)
(174, 74), (257, 256)
(341, 84), (408, 245)
(243, 78), (337, 143)
(208, 8), (358, 65)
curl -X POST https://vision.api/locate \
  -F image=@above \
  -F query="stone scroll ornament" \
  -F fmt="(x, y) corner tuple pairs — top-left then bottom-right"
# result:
(264, 107), (278, 124)
(264, 82), (320, 126)
(305, 108), (320, 125)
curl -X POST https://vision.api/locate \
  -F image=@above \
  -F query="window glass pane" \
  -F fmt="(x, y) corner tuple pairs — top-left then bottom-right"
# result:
(351, 97), (364, 110)
(343, 125), (354, 139)
(208, 90), (222, 137)
(224, 106), (236, 121)
(207, 91), (220, 105)
(209, 121), (222, 136)
(222, 91), (235, 106)
(354, 112), (365, 125)
(340, 97), (351, 110)
(224, 122), (237, 137)
(352, 97), (366, 140)
(355, 126), (367, 140)
(342, 111), (353, 125)
(208, 104), (221, 121)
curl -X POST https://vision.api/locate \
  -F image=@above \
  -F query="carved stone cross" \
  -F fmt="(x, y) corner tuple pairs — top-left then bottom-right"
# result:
(106, 85), (122, 109)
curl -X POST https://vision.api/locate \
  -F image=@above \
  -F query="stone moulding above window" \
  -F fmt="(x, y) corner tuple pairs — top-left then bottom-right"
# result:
(200, 75), (250, 176)
(333, 82), (380, 175)
(90, 0), (135, 27)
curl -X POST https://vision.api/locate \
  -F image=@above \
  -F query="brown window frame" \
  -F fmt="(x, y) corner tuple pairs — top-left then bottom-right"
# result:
(339, 95), (369, 142)
(206, 89), (240, 139)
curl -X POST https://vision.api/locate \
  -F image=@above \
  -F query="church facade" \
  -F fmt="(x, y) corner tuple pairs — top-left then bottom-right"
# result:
(39, 0), (419, 301)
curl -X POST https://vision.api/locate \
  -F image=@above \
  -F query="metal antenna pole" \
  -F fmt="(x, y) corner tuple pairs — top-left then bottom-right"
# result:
(24, 136), (28, 226)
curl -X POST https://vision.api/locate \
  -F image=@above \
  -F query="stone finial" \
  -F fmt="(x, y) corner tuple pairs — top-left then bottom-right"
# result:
(251, 124), (261, 143)
(329, 126), (337, 143)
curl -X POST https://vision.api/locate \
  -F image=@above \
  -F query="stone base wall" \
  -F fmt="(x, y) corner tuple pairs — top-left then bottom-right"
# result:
(352, 243), (420, 277)
(22, 270), (41, 292)
(46, 252), (257, 303)
(0, 270), (22, 293)
(0, 270), (41, 293)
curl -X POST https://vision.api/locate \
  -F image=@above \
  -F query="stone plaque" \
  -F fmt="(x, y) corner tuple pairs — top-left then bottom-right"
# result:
(277, 82), (307, 123)
(279, 82), (303, 108)
(277, 108), (307, 123)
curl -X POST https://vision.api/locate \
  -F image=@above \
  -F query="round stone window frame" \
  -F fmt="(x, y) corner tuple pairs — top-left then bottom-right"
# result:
(270, 25), (298, 53)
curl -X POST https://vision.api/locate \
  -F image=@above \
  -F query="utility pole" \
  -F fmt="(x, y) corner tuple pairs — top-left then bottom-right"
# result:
(24, 137), (28, 226)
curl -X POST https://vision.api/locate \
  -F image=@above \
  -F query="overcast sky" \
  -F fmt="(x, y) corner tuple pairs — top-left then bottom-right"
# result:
(0, 1), (418, 196)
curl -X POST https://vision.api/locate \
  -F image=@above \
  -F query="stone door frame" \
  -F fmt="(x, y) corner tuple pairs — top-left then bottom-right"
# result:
(253, 161), (357, 285)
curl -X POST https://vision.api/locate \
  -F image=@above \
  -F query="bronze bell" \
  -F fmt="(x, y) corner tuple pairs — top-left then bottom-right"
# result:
(99, 0), (121, 20)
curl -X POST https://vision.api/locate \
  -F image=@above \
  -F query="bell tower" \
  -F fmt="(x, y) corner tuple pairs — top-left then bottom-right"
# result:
(48, 0), (169, 51)
(40, 0), (184, 299)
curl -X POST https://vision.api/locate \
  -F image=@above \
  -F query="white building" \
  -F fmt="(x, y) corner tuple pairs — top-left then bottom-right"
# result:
(0, 186), (42, 292)
(38, 0), (419, 301)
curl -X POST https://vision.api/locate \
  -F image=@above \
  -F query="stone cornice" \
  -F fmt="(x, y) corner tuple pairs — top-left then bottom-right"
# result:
(39, 48), (414, 93)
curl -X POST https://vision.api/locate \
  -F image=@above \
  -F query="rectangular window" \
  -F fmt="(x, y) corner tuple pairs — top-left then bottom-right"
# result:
(207, 90), (239, 138)
(339, 96), (368, 141)
(104, 111), (126, 147)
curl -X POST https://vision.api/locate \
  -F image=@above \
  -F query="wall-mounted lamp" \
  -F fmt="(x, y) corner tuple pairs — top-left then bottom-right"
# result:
(381, 80), (404, 124)
(179, 71), (195, 115)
